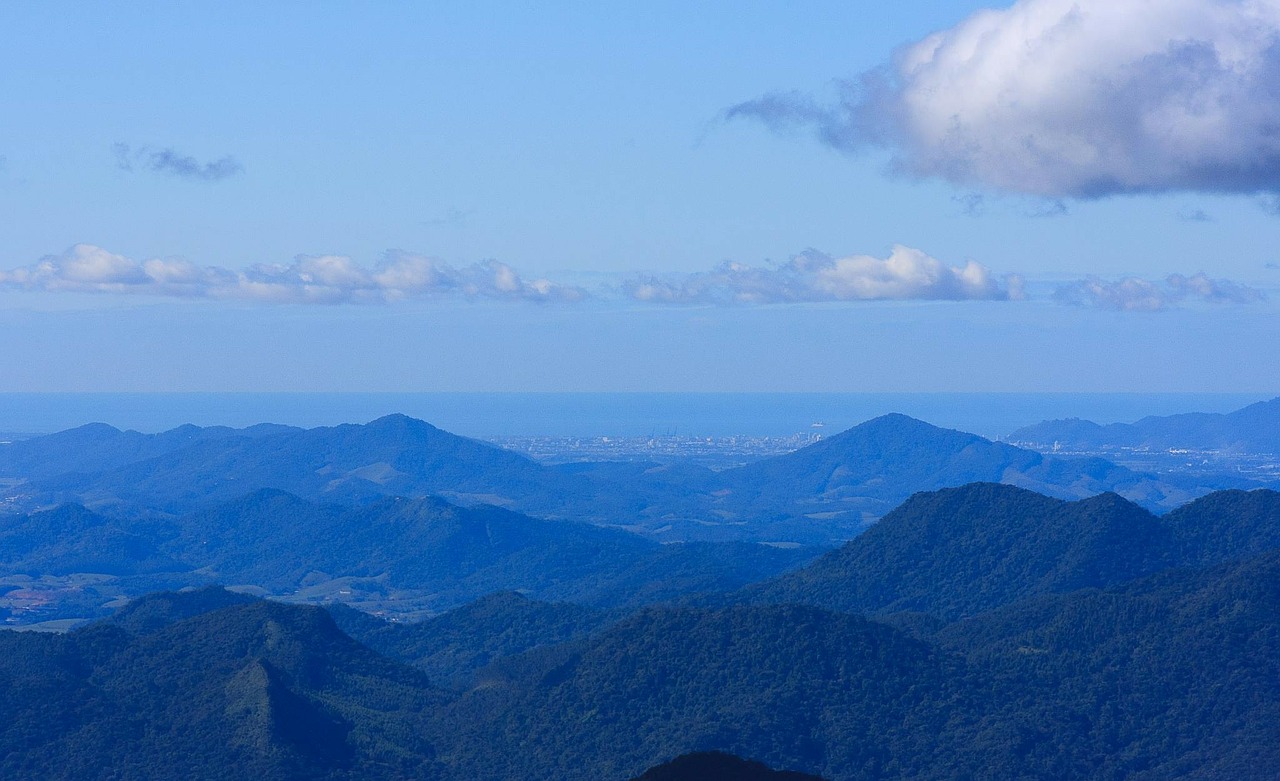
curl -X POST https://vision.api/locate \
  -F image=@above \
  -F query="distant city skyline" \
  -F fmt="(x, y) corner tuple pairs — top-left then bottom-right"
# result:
(2, 1), (1277, 392)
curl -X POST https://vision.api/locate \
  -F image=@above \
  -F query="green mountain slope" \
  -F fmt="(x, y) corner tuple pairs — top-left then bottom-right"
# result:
(330, 591), (612, 687)
(2, 485), (1279, 780)
(0, 598), (445, 781)
(753, 483), (1171, 620)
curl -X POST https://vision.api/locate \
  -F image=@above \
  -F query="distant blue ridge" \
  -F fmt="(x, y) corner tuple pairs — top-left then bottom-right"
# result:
(0, 391), (1266, 440)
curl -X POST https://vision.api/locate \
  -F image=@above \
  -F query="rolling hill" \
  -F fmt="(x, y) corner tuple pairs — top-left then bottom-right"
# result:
(5, 413), (1207, 544)
(3, 479), (1279, 780)
(751, 482), (1280, 620)
(749, 483), (1171, 620)
(0, 491), (817, 624)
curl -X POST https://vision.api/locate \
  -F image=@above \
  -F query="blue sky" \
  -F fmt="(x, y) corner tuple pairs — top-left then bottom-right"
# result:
(2, 1), (1278, 392)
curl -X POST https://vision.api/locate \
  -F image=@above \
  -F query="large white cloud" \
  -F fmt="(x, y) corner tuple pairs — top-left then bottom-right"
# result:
(0, 245), (585, 304)
(624, 246), (1020, 304)
(730, 0), (1280, 198)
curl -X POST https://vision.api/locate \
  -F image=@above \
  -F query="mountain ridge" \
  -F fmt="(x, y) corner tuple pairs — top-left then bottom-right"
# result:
(6, 413), (1210, 545)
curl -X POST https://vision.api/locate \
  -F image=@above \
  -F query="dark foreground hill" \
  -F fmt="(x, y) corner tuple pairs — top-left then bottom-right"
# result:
(0, 598), (445, 781)
(752, 483), (1280, 620)
(4, 413), (1207, 543)
(752, 483), (1170, 619)
(328, 591), (614, 687)
(631, 752), (826, 781)
(427, 551), (1280, 781)
(2, 479), (1279, 780)
(936, 552), (1280, 780)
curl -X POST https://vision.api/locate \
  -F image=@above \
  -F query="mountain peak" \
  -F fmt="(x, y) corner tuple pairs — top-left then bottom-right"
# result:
(855, 412), (946, 431)
(65, 422), (125, 437)
(365, 413), (439, 432)
(824, 413), (979, 446)
(756, 481), (1167, 619)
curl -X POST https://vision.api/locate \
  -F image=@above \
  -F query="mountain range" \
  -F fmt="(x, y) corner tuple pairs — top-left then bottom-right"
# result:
(3, 478), (1278, 780)
(1009, 395), (1280, 453)
(0, 491), (818, 624)
(1, 413), (1229, 544)
(749, 482), (1280, 619)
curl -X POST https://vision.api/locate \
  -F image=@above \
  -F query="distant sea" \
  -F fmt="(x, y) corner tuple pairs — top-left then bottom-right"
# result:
(0, 392), (1270, 440)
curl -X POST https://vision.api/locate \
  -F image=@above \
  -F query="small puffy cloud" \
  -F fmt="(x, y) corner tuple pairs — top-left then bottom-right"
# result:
(729, 0), (1280, 199)
(114, 143), (243, 182)
(0, 245), (585, 304)
(1055, 272), (1267, 311)
(624, 246), (1019, 305)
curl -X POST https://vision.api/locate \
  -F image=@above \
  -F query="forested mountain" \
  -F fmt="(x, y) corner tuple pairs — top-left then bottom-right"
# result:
(935, 551), (1280, 780)
(0, 599), (445, 781)
(328, 591), (613, 687)
(751, 483), (1171, 619)
(0, 503), (188, 576)
(3, 414), (1208, 543)
(752, 483), (1280, 620)
(1160, 487), (1280, 564)
(0, 491), (817, 624)
(1008, 395), (1280, 452)
(1, 481), (1277, 780)
(423, 551), (1280, 780)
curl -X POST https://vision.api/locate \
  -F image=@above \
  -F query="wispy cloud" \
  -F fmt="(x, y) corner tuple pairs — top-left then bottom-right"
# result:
(113, 143), (243, 182)
(951, 193), (986, 217)
(623, 246), (1020, 305)
(1055, 273), (1267, 311)
(1177, 209), (1213, 223)
(0, 245), (585, 304)
(421, 207), (473, 228)
(727, 0), (1280, 200)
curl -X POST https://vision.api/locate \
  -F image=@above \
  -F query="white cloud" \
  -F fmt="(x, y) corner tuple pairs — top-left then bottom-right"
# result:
(623, 246), (1019, 304)
(730, 0), (1280, 198)
(0, 245), (585, 304)
(1055, 272), (1267, 310)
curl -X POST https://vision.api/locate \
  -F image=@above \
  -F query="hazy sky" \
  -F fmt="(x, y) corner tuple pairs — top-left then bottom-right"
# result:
(2, 0), (1278, 392)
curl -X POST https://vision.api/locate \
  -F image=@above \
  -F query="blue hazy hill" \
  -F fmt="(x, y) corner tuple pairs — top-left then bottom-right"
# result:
(4, 413), (1226, 542)
(1009, 395), (1280, 452)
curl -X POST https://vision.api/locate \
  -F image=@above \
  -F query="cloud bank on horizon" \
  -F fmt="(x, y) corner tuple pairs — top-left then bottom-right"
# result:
(0, 243), (1265, 312)
(625, 246), (1021, 304)
(729, 0), (1280, 199)
(1056, 271), (1268, 311)
(0, 244), (585, 304)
